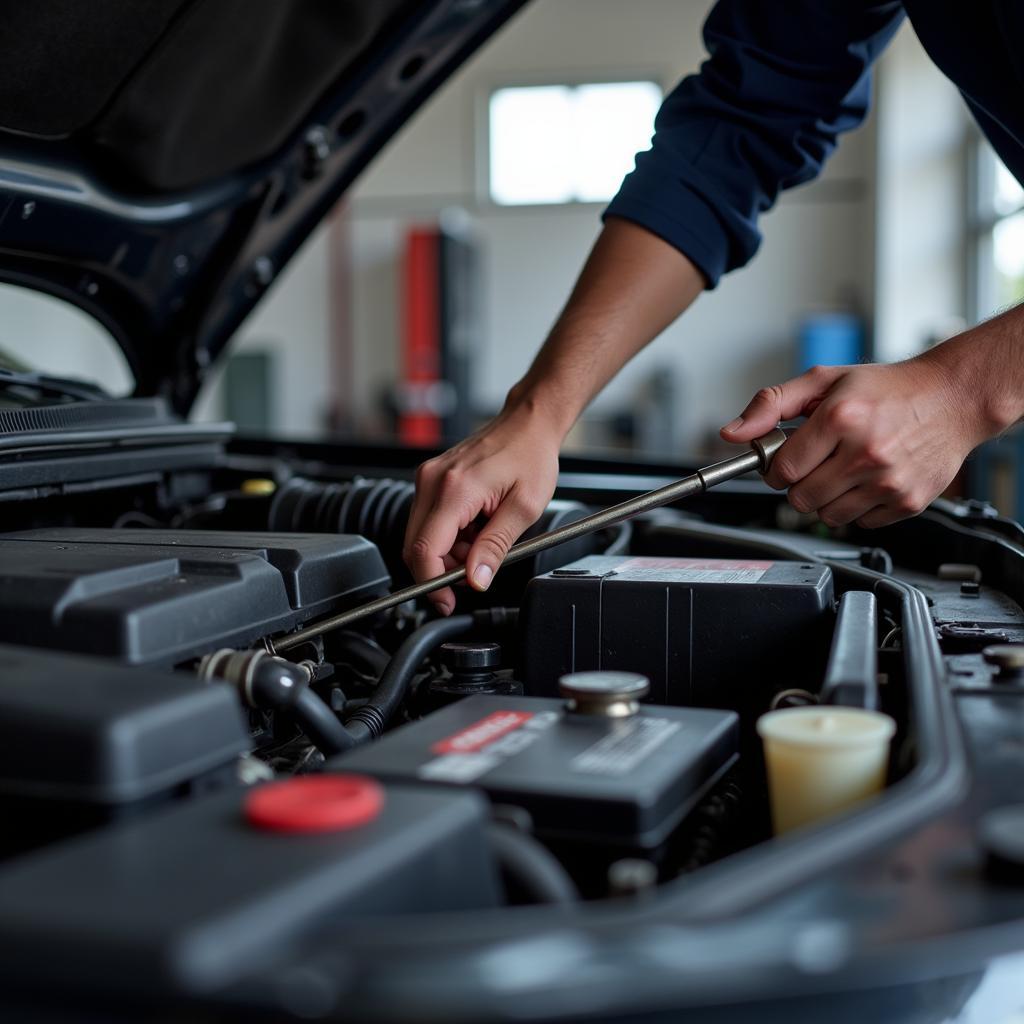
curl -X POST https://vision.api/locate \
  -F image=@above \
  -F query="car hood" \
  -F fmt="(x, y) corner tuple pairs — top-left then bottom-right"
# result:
(0, 0), (527, 413)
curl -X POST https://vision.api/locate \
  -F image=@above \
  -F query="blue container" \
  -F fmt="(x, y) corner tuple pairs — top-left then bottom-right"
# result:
(798, 312), (864, 372)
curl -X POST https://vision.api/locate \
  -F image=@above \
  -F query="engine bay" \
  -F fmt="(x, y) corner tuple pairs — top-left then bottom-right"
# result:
(1, 423), (1022, 1020)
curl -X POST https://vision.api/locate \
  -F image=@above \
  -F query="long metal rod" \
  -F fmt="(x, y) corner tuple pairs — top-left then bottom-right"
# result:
(273, 428), (788, 651)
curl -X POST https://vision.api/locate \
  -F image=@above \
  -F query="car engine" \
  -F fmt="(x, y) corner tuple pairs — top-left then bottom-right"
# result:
(0, 401), (1015, 1020)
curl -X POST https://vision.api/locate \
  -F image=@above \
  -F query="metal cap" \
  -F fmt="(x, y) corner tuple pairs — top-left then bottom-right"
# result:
(441, 642), (501, 672)
(983, 644), (1024, 674)
(750, 426), (789, 474)
(558, 671), (650, 718)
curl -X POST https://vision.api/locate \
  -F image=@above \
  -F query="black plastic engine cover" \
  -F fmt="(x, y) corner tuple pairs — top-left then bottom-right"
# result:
(0, 644), (248, 807)
(0, 782), (499, 996)
(336, 693), (738, 850)
(0, 528), (389, 665)
(520, 556), (834, 714)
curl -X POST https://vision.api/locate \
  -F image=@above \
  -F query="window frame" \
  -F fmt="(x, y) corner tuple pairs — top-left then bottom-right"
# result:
(967, 127), (1024, 324)
(474, 69), (668, 211)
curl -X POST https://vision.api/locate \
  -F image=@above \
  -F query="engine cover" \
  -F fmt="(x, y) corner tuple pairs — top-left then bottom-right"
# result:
(0, 528), (389, 665)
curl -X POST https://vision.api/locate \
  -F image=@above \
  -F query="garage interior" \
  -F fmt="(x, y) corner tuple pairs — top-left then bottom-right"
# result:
(2, 0), (1021, 512)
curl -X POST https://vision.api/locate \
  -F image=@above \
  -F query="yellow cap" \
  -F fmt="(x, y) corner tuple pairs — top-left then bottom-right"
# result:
(240, 478), (277, 496)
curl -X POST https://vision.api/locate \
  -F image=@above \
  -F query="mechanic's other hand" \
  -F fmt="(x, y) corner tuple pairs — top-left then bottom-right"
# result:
(403, 404), (561, 615)
(719, 356), (988, 529)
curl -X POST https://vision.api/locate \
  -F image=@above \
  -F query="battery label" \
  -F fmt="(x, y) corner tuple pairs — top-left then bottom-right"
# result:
(420, 711), (559, 783)
(619, 556), (772, 584)
(570, 717), (681, 776)
(431, 710), (533, 754)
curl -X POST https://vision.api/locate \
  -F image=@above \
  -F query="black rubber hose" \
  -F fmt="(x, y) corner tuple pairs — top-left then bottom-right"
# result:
(293, 687), (358, 755)
(333, 630), (390, 676)
(487, 824), (579, 905)
(345, 615), (475, 743)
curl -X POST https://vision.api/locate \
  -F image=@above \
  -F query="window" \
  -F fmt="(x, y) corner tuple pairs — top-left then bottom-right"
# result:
(970, 142), (1024, 320)
(0, 284), (134, 396)
(487, 80), (662, 206)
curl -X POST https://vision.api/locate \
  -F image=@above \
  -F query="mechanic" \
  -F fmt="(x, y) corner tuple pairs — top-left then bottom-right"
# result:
(405, 1), (1024, 616)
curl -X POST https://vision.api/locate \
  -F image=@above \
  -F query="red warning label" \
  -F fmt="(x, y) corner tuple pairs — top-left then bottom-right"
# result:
(431, 711), (533, 754)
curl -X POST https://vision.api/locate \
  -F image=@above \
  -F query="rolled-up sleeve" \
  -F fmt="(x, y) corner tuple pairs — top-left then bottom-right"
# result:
(604, 0), (905, 287)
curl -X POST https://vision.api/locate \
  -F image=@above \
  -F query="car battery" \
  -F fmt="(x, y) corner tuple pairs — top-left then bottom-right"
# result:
(520, 555), (834, 716)
(334, 684), (738, 852)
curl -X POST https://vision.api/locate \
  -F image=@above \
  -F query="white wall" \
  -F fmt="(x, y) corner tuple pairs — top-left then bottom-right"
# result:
(872, 21), (969, 364)
(346, 0), (879, 452)
(191, 226), (334, 432)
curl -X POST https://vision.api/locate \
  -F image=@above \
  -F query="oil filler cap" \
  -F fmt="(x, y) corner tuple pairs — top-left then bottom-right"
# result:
(245, 774), (384, 834)
(558, 671), (650, 718)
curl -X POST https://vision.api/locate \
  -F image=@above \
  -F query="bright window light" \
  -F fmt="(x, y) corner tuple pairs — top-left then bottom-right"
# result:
(995, 159), (1024, 216)
(488, 81), (661, 205)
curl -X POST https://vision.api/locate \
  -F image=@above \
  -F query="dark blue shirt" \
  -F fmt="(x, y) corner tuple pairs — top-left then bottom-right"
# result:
(606, 1), (1024, 288)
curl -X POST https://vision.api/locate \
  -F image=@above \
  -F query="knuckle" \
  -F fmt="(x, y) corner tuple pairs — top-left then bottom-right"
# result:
(788, 489), (814, 514)
(437, 466), (466, 497)
(860, 441), (893, 469)
(773, 455), (802, 486)
(415, 458), (440, 484)
(874, 474), (901, 497)
(894, 494), (923, 517)
(754, 384), (784, 407)
(406, 537), (433, 563)
(510, 490), (546, 518)
(824, 399), (868, 434)
(478, 527), (516, 560)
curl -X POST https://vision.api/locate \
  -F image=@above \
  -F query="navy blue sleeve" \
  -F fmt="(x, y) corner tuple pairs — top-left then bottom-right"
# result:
(604, 0), (905, 287)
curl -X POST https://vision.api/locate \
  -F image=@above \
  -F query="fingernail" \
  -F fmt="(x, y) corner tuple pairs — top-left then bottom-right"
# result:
(473, 565), (493, 590)
(722, 416), (744, 433)
(432, 598), (453, 617)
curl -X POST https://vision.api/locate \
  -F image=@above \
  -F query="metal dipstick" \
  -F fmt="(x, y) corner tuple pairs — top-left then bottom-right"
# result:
(272, 427), (788, 651)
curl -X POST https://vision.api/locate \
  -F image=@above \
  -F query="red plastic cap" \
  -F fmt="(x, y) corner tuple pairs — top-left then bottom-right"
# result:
(245, 774), (385, 834)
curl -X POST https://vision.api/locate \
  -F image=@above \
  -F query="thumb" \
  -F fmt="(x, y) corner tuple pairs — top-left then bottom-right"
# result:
(465, 497), (538, 592)
(720, 366), (842, 442)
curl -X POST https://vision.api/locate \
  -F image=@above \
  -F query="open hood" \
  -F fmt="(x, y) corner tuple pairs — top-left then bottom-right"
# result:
(0, 0), (527, 413)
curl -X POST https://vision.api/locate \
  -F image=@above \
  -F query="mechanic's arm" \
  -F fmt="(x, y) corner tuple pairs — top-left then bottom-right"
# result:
(722, 305), (1024, 527)
(403, 218), (704, 615)
(405, 0), (905, 612)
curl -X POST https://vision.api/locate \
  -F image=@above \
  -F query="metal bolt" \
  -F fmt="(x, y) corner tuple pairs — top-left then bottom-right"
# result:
(249, 256), (275, 291)
(302, 125), (331, 178)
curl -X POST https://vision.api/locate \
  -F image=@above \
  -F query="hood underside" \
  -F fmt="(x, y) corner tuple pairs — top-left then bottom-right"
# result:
(0, 0), (527, 411)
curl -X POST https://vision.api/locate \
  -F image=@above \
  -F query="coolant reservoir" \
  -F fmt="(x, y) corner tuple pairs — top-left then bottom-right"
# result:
(757, 706), (896, 834)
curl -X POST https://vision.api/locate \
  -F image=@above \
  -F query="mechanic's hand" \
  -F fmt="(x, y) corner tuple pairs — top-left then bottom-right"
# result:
(719, 355), (988, 528)
(404, 404), (561, 615)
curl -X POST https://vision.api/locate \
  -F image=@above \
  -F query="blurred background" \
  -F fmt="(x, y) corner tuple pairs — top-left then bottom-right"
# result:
(2, 0), (1023, 502)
